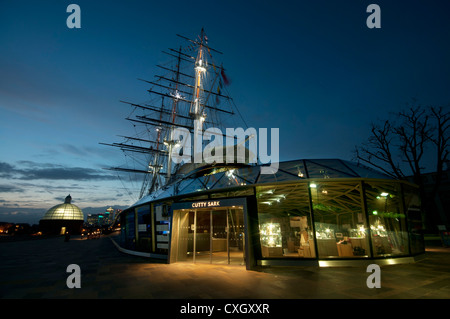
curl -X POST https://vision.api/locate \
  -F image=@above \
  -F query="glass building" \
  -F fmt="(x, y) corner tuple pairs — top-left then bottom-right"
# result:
(40, 195), (85, 235)
(114, 159), (425, 269)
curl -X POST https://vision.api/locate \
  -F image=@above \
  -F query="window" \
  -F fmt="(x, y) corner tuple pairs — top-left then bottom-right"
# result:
(311, 181), (370, 258)
(136, 205), (152, 252)
(365, 182), (409, 257)
(402, 184), (424, 255)
(257, 184), (315, 258)
(120, 210), (135, 250)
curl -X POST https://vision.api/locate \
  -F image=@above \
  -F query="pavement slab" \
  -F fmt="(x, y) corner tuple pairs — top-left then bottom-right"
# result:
(1, 234), (449, 302)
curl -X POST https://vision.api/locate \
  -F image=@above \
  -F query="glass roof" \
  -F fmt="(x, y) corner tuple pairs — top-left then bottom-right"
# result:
(132, 159), (393, 207)
(41, 203), (84, 221)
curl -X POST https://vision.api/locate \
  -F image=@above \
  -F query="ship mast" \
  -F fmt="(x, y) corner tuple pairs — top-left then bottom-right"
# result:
(190, 28), (207, 163)
(163, 46), (183, 183)
(101, 29), (236, 200)
(144, 97), (165, 197)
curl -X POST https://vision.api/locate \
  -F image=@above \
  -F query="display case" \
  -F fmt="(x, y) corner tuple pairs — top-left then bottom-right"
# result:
(370, 223), (392, 255)
(348, 225), (368, 256)
(260, 222), (282, 246)
(371, 223), (387, 237)
(315, 225), (335, 239)
(349, 224), (366, 238)
(298, 230), (315, 257)
(260, 222), (283, 257)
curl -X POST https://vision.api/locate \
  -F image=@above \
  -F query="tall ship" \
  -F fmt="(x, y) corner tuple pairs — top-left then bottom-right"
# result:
(103, 30), (424, 270)
(102, 28), (249, 201)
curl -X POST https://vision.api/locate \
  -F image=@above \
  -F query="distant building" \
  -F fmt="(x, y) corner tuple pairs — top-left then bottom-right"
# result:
(105, 207), (115, 224)
(0, 222), (14, 234)
(86, 207), (117, 228)
(86, 214), (98, 227)
(39, 195), (84, 235)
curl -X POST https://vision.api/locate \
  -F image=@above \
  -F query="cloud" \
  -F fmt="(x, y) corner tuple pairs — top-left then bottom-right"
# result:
(0, 162), (15, 179)
(0, 161), (116, 181)
(59, 144), (89, 157)
(0, 184), (23, 193)
(59, 144), (118, 160)
(19, 166), (113, 181)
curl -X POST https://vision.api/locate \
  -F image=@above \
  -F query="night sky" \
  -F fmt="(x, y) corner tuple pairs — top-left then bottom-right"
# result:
(1, 0), (450, 224)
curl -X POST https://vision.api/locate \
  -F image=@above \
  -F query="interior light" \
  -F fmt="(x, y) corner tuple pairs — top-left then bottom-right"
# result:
(226, 169), (235, 178)
(310, 183), (317, 188)
(380, 192), (389, 197)
(373, 210), (378, 215)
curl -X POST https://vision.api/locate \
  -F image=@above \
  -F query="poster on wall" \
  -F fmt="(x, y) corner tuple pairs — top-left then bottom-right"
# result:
(155, 205), (170, 222)
(155, 204), (170, 251)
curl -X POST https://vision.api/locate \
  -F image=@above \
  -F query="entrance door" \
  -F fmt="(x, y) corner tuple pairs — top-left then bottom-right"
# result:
(227, 208), (245, 266)
(170, 210), (193, 263)
(195, 210), (211, 264)
(211, 209), (228, 264)
(171, 207), (245, 266)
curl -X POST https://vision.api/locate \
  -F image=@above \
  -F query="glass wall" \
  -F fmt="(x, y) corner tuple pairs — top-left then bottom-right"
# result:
(120, 176), (424, 262)
(365, 181), (409, 257)
(257, 184), (316, 258)
(310, 181), (370, 258)
(119, 209), (136, 250)
(402, 184), (424, 255)
(136, 205), (152, 252)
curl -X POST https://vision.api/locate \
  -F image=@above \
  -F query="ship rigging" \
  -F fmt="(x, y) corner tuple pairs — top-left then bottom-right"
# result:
(101, 29), (248, 200)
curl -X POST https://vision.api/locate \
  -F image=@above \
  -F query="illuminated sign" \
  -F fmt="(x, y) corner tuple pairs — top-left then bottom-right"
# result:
(172, 197), (246, 211)
(191, 201), (220, 208)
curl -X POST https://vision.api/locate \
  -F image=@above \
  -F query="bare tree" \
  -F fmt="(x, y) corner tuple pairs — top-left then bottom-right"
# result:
(354, 120), (405, 179)
(427, 106), (450, 201)
(395, 106), (431, 184)
(355, 102), (450, 229)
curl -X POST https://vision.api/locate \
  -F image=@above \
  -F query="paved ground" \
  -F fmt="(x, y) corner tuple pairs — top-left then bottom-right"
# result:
(1, 234), (449, 301)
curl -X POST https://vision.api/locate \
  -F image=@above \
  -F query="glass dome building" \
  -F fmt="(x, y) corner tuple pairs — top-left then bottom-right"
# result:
(115, 159), (425, 269)
(40, 195), (85, 235)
